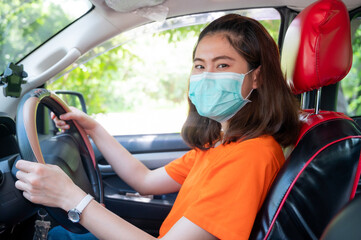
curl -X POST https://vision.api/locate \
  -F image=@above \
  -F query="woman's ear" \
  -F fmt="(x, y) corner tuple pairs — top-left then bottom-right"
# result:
(252, 66), (261, 89)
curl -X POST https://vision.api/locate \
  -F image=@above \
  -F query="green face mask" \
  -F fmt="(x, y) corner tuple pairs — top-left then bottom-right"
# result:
(189, 70), (253, 123)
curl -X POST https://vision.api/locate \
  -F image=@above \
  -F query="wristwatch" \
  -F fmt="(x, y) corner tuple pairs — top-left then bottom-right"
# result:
(67, 194), (94, 223)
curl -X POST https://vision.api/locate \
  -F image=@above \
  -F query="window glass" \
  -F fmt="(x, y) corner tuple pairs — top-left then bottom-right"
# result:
(338, 15), (361, 116)
(0, 0), (92, 69)
(48, 8), (281, 136)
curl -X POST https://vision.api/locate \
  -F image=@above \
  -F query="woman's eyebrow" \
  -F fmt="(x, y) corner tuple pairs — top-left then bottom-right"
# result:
(193, 55), (235, 62)
(193, 57), (204, 62)
(212, 55), (235, 62)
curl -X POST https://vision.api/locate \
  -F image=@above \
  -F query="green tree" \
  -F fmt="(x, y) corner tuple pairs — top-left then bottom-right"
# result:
(341, 18), (361, 116)
(49, 38), (143, 114)
(0, 0), (76, 69)
(49, 26), (202, 115)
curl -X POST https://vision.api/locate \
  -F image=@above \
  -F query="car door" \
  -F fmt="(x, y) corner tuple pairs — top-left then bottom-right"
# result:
(46, 8), (282, 236)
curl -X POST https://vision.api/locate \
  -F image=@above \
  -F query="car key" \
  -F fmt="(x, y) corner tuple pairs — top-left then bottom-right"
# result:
(33, 209), (51, 240)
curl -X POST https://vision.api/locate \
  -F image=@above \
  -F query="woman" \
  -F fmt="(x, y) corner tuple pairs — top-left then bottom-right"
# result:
(15, 14), (300, 240)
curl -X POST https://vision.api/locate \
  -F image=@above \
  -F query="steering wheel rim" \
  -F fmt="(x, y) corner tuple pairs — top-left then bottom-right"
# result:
(16, 88), (103, 233)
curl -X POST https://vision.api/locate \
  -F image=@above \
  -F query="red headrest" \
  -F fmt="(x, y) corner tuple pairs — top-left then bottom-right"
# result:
(281, 0), (352, 95)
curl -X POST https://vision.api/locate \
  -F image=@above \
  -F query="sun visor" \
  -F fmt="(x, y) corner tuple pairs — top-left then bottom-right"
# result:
(105, 0), (169, 22)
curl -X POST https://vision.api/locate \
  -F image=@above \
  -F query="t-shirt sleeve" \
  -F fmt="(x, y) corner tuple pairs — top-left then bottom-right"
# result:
(165, 149), (197, 185)
(184, 142), (282, 240)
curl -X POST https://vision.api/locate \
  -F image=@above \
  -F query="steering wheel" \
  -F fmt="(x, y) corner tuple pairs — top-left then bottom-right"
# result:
(15, 88), (103, 233)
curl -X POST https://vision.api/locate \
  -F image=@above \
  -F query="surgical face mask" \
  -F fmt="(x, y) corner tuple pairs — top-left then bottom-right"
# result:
(189, 70), (253, 123)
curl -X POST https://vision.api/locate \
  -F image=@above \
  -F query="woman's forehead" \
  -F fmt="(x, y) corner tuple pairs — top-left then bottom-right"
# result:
(194, 33), (244, 62)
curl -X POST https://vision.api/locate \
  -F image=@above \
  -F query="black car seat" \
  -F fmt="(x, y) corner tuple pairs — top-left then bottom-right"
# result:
(250, 0), (361, 239)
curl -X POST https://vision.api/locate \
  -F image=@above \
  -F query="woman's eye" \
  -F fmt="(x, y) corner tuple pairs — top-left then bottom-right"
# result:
(217, 64), (229, 69)
(194, 64), (204, 69)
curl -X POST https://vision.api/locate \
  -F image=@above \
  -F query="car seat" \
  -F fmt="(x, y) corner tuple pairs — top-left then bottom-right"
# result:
(249, 0), (361, 239)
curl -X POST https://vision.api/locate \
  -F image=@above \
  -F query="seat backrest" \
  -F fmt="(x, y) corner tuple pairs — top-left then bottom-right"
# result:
(250, 0), (361, 239)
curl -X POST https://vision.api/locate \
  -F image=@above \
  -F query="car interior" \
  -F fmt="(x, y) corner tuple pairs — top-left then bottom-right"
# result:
(1, 0), (361, 239)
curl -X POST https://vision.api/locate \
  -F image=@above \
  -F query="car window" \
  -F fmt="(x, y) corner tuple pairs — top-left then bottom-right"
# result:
(48, 8), (281, 136)
(0, 0), (92, 69)
(338, 14), (361, 116)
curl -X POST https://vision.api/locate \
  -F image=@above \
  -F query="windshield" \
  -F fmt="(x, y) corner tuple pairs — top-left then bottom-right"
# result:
(0, 0), (92, 71)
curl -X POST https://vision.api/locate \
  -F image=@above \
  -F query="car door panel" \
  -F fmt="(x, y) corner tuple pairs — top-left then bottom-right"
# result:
(98, 151), (189, 175)
(92, 133), (189, 236)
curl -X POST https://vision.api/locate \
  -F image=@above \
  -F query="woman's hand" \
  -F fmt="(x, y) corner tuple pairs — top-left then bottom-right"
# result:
(51, 107), (99, 136)
(15, 160), (86, 211)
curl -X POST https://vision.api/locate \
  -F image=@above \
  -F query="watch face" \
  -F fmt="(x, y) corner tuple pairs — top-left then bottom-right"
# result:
(68, 209), (81, 223)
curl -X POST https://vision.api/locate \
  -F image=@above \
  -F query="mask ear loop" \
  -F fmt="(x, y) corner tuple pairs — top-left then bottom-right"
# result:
(245, 69), (254, 75)
(242, 69), (255, 101)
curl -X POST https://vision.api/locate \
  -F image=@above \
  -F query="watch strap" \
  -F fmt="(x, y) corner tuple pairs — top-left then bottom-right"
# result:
(76, 194), (94, 213)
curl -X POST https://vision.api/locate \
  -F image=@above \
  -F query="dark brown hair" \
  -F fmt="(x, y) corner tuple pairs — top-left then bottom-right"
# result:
(181, 14), (300, 149)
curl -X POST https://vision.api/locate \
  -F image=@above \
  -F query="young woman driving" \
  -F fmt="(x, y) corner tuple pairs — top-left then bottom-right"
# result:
(15, 14), (300, 240)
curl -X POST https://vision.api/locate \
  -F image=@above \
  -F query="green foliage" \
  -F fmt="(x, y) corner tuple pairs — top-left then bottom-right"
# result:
(49, 25), (203, 115)
(156, 24), (206, 43)
(342, 19), (361, 116)
(50, 44), (141, 114)
(259, 19), (280, 44)
(0, 0), (73, 69)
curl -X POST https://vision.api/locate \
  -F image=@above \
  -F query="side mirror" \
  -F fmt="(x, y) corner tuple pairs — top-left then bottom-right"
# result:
(54, 90), (87, 114)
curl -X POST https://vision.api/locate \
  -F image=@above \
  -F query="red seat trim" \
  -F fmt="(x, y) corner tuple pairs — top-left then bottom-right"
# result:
(296, 110), (353, 146)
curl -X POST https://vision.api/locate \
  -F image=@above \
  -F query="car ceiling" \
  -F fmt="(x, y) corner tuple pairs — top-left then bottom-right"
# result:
(1, 0), (361, 117)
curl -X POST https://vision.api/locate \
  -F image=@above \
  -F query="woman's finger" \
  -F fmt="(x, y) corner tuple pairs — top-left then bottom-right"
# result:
(51, 110), (76, 129)
(59, 109), (82, 121)
(15, 179), (28, 192)
(22, 191), (32, 202)
(15, 160), (39, 173)
(52, 114), (70, 130)
(55, 120), (70, 129)
(15, 169), (29, 182)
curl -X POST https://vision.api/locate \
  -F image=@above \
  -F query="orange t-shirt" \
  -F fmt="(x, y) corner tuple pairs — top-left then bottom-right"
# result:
(159, 135), (284, 240)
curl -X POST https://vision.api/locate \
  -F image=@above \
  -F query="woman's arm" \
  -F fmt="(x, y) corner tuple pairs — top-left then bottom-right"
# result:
(14, 160), (216, 240)
(88, 122), (181, 195)
(53, 108), (181, 195)
(79, 198), (218, 240)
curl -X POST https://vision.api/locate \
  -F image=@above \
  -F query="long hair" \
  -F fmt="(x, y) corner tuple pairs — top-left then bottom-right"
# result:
(181, 14), (300, 149)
